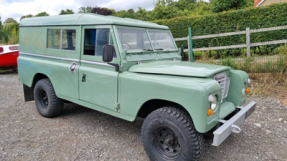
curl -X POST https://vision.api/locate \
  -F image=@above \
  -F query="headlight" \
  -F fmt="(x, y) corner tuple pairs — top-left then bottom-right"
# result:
(208, 95), (217, 111)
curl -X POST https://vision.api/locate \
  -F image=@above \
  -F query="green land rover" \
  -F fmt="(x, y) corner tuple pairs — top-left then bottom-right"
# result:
(18, 14), (256, 161)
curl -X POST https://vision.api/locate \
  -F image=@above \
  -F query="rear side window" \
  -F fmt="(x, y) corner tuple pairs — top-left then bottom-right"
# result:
(47, 29), (76, 50)
(62, 30), (76, 50)
(9, 46), (19, 51)
(0, 47), (3, 53)
(47, 29), (61, 49)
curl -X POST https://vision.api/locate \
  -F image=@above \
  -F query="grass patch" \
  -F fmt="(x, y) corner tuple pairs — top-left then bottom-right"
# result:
(0, 69), (12, 73)
(249, 80), (287, 105)
(197, 54), (287, 74)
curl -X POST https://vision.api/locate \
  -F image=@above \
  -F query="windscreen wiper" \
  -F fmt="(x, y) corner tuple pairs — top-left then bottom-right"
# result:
(143, 48), (154, 51)
(155, 48), (164, 50)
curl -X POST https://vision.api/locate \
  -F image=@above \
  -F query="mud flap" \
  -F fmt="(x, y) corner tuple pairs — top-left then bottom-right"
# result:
(23, 84), (34, 102)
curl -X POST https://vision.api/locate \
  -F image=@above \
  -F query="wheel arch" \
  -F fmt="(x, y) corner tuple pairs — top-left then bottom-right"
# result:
(32, 73), (49, 88)
(137, 99), (193, 122)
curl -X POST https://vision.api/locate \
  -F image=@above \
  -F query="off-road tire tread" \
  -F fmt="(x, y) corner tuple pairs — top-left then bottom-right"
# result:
(34, 78), (64, 118)
(142, 107), (204, 161)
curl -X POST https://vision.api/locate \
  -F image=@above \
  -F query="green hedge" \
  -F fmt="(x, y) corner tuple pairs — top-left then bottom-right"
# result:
(153, 3), (287, 56)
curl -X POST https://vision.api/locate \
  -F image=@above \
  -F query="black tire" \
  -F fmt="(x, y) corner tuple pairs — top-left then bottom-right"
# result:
(141, 107), (204, 161)
(34, 78), (64, 118)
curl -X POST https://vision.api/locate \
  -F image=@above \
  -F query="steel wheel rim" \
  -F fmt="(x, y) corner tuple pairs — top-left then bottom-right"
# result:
(39, 89), (49, 107)
(153, 127), (181, 159)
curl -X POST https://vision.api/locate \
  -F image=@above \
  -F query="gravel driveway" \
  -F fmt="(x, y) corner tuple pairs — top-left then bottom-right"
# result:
(0, 73), (286, 161)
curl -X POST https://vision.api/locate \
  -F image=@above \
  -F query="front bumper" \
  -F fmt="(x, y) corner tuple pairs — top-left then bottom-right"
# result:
(212, 101), (256, 146)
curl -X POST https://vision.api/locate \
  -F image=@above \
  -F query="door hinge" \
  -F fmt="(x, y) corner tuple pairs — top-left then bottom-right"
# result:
(114, 102), (120, 111)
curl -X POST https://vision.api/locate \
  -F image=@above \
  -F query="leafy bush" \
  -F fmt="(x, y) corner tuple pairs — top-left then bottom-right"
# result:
(154, 3), (287, 56)
(271, 44), (287, 55)
(215, 55), (287, 74)
(218, 57), (238, 69)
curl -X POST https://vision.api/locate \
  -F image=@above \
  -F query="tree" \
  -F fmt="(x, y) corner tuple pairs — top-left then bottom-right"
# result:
(4, 18), (17, 24)
(210, 0), (247, 13)
(78, 6), (93, 13)
(176, 0), (197, 10)
(91, 7), (113, 15)
(0, 18), (2, 29)
(137, 7), (147, 19)
(127, 9), (135, 14)
(20, 14), (33, 21)
(59, 9), (74, 15)
(2, 22), (19, 44)
(0, 17), (4, 44)
(156, 0), (175, 6)
(35, 12), (49, 17)
(104, 8), (116, 15)
(152, 0), (182, 20)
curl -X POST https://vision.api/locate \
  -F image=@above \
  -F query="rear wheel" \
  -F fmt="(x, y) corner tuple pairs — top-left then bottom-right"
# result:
(34, 78), (64, 118)
(141, 107), (204, 161)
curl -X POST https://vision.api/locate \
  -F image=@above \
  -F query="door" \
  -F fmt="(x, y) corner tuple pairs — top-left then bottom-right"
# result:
(79, 25), (120, 111)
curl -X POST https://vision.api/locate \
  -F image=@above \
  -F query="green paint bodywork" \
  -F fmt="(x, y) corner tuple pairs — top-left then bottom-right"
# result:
(128, 61), (231, 77)
(20, 13), (168, 30)
(18, 14), (250, 133)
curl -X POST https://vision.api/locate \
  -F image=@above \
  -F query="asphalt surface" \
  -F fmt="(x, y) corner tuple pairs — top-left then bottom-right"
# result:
(0, 72), (286, 161)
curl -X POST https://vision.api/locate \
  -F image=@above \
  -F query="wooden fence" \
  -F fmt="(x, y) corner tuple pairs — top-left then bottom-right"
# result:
(175, 25), (287, 61)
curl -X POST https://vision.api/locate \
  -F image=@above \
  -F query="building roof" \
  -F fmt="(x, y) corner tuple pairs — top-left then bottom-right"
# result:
(19, 13), (169, 29)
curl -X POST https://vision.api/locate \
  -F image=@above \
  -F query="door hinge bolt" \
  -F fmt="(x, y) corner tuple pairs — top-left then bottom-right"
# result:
(114, 102), (120, 110)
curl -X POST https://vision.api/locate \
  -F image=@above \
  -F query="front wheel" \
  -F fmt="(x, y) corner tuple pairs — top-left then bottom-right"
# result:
(34, 78), (64, 118)
(141, 107), (204, 161)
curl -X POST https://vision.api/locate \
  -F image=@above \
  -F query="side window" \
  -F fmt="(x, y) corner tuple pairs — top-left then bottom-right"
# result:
(47, 29), (76, 50)
(47, 29), (61, 49)
(62, 30), (76, 50)
(84, 28), (116, 57)
(84, 29), (96, 55)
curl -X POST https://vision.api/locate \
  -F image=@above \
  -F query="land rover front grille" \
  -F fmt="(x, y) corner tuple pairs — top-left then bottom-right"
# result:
(214, 72), (230, 101)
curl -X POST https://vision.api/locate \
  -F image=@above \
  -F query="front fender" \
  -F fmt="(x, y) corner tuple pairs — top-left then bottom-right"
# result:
(227, 70), (249, 106)
(119, 72), (221, 133)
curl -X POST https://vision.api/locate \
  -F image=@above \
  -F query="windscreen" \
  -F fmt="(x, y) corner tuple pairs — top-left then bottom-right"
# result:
(148, 31), (177, 50)
(117, 28), (176, 51)
(118, 28), (152, 51)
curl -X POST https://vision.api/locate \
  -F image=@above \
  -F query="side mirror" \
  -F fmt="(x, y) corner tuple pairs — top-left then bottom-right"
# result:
(103, 45), (114, 63)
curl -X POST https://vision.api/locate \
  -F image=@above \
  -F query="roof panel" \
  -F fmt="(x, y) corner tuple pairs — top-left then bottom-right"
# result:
(19, 13), (169, 29)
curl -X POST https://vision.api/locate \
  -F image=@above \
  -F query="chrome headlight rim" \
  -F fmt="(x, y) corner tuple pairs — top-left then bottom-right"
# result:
(242, 84), (246, 95)
(208, 94), (218, 111)
(248, 78), (251, 84)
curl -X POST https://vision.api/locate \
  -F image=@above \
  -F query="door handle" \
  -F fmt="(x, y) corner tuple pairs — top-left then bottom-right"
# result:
(82, 74), (86, 82)
(69, 62), (77, 72)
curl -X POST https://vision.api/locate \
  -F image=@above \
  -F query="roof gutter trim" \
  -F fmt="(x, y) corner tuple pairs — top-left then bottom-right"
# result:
(19, 23), (169, 30)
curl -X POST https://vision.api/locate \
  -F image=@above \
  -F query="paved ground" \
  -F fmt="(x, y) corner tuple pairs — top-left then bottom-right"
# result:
(0, 73), (286, 161)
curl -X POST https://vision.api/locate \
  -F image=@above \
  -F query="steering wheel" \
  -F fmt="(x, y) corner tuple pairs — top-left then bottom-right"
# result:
(122, 42), (131, 50)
